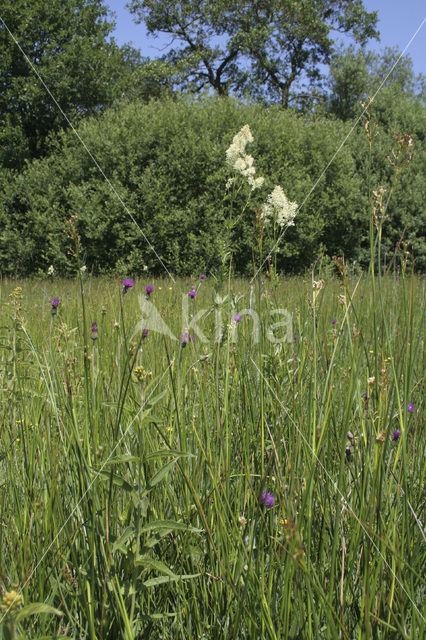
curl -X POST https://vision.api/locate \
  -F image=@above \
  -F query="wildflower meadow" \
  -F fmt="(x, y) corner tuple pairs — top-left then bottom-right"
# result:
(0, 125), (424, 639)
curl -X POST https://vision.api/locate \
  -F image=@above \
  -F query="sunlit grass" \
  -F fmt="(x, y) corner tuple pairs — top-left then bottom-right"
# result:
(0, 271), (424, 639)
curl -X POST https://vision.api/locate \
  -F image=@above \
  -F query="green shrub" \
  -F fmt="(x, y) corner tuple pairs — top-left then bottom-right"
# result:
(0, 95), (424, 276)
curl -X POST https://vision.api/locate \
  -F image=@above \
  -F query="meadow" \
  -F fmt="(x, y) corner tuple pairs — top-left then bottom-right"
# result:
(0, 266), (424, 639)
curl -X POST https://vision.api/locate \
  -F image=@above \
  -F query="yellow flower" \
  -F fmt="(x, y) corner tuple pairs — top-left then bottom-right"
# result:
(1, 589), (23, 611)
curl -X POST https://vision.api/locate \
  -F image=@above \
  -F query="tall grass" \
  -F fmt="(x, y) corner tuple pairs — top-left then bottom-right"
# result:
(0, 265), (424, 638)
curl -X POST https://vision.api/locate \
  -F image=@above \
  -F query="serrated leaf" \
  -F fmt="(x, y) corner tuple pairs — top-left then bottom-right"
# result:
(140, 520), (202, 534)
(111, 526), (134, 554)
(136, 558), (177, 578)
(143, 573), (199, 587)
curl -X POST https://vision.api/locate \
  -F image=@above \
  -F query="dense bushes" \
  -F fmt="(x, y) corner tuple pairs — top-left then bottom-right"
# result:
(0, 95), (424, 276)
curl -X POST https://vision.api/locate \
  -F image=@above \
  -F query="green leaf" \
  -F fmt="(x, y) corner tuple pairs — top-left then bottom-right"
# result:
(102, 455), (139, 465)
(143, 573), (200, 587)
(140, 520), (202, 534)
(145, 449), (194, 460)
(136, 557), (178, 578)
(111, 526), (135, 554)
(15, 603), (63, 622)
(148, 458), (179, 489)
(96, 470), (138, 492)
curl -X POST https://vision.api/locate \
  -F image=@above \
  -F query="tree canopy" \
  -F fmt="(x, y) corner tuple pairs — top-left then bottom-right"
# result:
(0, 0), (141, 170)
(126, 0), (379, 106)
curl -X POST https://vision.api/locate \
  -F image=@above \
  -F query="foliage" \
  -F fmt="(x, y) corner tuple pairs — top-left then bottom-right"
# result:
(0, 270), (424, 638)
(126, 0), (379, 106)
(0, 94), (425, 277)
(325, 46), (425, 121)
(0, 0), (144, 170)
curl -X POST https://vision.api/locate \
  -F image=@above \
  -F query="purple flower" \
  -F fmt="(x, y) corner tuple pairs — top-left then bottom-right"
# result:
(51, 297), (60, 316)
(188, 290), (197, 298)
(332, 318), (337, 325)
(91, 322), (98, 341)
(362, 391), (368, 400)
(145, 284), (154, 299)
(407, 403), (414, 413)
(122, 278), (134, 294)
(261, 491), (275, 507)
(181, 332), (194, 347)
(233, 314), (242, 323)
(200, 274), (206, 280)
(142, 329), (149, 340)
(293, 334), (298, 341)
(392, 429), (401, 442)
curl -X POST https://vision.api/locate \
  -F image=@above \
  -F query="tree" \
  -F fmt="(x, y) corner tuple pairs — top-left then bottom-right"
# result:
(0, 0), (140, 170)
(325, 46), (425, 120)
(126, 0), (379, 106)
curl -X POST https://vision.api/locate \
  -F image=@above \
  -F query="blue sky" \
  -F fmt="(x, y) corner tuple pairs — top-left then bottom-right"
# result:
(105, 1), (425, 77)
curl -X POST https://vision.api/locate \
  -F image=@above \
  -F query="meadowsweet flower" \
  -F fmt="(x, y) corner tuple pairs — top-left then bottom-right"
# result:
(145, 284), (154, 299)
(261, 186), (297, 228)
(122, 278), (134, 294)
(261, 491), (275, 507)
(51, 297), (60, 316)
(226, 125), (254, 166)
(47, 264), (54, 276)
(392, 429), (401, 441)
(226, 125), (264, 191)
(407, 403), (414, 413)
(91, 322), (98, 341)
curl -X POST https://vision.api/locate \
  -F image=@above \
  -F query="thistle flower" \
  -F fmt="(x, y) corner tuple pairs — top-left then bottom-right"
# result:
(261, 186), (297, 228)
(51, 297), (60, 316)
(142, 328), (149, 340)
(145, 284), (154, 299)
(122, 278), (134, 294)
(200, 274), (206, 280)
(407, 403), (414, 413)
(188, 290), (197, 298)
(261, 491), (275, 507)
(233, 314), (242, 323)
(392, 429), (401, 441)
(91, 322), (98, 341)
(332, 318), (337, 325)
(181, 332), (194, 347)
